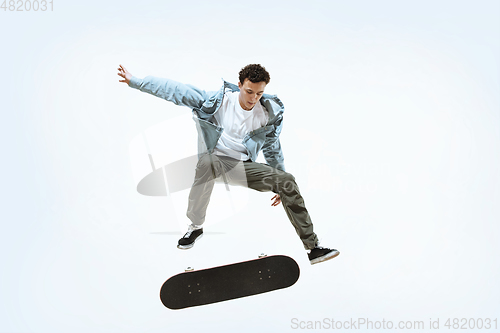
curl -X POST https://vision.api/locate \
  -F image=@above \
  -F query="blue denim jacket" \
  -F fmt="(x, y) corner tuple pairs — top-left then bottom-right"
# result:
(129, 76), (286, 171)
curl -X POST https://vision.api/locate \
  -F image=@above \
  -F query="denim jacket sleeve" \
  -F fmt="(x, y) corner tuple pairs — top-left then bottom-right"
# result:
(128, 75), (209, 109)
(262, 115), (286, 172)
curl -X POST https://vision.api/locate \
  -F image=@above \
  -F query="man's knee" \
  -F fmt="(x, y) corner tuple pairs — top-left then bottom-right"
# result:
(279, 172), (297, 193)
(196, 154), (213, 170)
(281, 172), (296, 183)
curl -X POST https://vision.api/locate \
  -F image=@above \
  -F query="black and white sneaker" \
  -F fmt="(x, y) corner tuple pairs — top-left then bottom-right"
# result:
(177, 226), (203, 249)
(308, 246), (340, 265)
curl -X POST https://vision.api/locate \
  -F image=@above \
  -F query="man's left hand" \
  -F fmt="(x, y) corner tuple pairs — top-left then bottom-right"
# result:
(271, 194), (281, 206)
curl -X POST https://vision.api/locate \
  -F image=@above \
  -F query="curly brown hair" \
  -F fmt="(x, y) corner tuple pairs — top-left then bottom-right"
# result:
(238, 64), (270, 85)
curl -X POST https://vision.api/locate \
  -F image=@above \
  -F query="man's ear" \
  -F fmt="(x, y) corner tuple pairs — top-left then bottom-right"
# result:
(237, 81), (242, 89)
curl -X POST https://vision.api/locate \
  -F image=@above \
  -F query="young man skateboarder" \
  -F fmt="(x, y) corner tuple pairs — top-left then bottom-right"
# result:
(118, 64), (339, 265)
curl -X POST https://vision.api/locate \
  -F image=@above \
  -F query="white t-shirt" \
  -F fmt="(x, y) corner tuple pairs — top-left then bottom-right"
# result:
(212, 90), (269, 160)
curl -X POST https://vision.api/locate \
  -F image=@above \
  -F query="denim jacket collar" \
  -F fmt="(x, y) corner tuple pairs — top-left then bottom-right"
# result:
(220, 79), (284, 123)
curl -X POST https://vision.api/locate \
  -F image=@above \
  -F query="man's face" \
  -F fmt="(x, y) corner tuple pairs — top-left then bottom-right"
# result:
(237, 79), (267, 110)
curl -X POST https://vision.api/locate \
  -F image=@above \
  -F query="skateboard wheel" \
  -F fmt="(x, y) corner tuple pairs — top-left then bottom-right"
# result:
(185, 267), (194, 272)
(258, 253), (267, 258)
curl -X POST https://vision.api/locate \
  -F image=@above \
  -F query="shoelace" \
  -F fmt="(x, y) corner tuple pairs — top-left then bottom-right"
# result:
(183, 230), (193, 238)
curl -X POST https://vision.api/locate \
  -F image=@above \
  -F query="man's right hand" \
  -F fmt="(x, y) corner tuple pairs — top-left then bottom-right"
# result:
(117, 64), (132, 85)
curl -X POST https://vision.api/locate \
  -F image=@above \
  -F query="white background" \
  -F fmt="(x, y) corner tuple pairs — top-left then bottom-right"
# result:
(1, 0), (499, 332)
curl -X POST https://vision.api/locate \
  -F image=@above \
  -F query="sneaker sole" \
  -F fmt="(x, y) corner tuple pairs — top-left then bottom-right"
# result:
(177, 233), (203, 250)
(310, 250), (340, 265)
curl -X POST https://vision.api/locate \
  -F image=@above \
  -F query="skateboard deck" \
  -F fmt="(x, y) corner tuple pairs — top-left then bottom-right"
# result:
(160, 255), (300, 309)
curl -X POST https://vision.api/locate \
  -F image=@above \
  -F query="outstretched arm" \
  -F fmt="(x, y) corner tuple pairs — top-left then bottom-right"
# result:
(117, 64), (210, 109)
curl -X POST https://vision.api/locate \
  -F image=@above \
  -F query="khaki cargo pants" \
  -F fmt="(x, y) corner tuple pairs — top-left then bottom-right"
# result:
(186, 152), (318, 250)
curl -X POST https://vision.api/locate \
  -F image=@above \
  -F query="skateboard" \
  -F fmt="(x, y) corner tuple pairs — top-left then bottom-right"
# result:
(160, 255), (300, 309)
